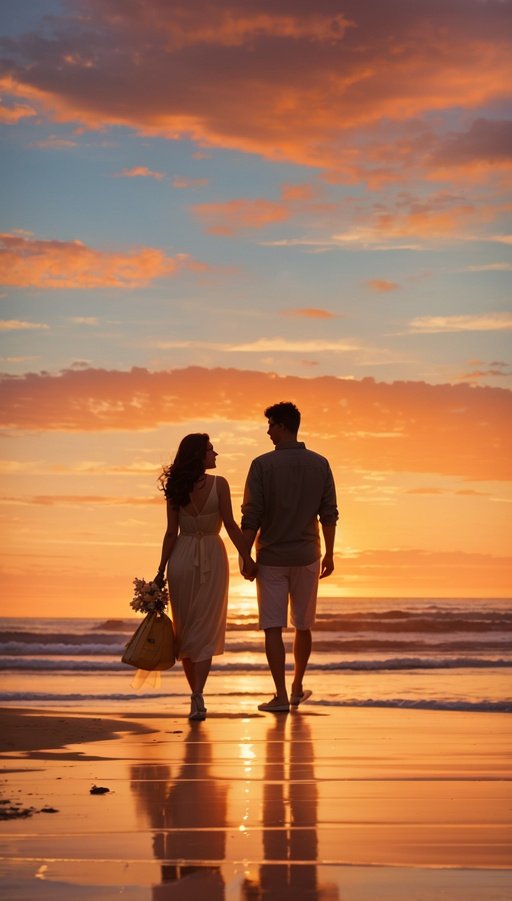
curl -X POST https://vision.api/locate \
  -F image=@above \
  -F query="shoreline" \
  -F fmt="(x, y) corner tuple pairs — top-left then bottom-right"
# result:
(0, 707), (154, 757)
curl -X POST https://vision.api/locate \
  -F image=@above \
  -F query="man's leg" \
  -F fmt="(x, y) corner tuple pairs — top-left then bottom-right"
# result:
(264, 626), (288, 703)
(291, 628), (312, 698)
(256, 564), (289, 707)
(289, 560), (320, 700)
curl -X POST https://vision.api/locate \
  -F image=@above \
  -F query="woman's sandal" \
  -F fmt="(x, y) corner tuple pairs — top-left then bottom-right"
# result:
(189, 691), (207, 721)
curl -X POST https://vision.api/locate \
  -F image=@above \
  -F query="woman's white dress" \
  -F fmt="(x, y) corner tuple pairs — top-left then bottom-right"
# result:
(168, 476), (229, 662)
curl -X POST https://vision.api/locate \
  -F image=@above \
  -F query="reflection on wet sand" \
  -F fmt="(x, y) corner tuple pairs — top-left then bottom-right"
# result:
(243, 715), (339, 901)
(130, 726), (227, 900)
(130, 715), (339, 900)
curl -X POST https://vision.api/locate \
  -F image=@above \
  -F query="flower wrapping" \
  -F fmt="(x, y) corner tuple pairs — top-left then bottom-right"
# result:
(122, 610), (175, 671)
(123, 576), (175, 674)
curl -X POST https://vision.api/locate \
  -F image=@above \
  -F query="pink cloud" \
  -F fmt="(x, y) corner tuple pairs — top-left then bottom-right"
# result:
(0, 366), (510, 481)
(0, 232), (204, 289)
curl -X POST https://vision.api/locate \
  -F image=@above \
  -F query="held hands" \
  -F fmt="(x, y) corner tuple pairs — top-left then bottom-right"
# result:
(242, 557), (258, 581)
(319, 553), (334, 579)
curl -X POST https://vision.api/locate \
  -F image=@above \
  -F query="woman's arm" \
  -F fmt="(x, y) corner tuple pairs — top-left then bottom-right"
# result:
(217, 477), (257, 579)
(154, 500), (179, 585)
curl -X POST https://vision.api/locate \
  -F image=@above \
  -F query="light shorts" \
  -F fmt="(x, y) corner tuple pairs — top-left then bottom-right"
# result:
(256, 559), (321, 630)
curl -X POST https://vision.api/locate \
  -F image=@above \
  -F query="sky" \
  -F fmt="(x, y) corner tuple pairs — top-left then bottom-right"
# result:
(1, 0), (511, 616)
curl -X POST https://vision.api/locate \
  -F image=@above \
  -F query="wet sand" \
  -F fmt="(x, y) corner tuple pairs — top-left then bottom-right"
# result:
(0, 705), (511, 900)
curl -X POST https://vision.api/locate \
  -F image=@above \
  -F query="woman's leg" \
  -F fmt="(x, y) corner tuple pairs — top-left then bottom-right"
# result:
(185, 657), (212, 719)
(191, 657), (212, 694)
(182, 656), (212, 694)
(181, 657), (195, 691)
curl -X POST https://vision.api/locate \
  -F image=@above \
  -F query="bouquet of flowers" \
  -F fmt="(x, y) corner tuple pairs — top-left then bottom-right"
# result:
(130, 577), (169, 615)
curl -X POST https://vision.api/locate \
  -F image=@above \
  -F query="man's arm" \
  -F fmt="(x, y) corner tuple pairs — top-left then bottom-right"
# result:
(319, 462), (338, 579)
(242, 527), (257, 554)
(240, 459), (263, 570)
(319, 523), (336, 579)
(241, 460), (263, 548)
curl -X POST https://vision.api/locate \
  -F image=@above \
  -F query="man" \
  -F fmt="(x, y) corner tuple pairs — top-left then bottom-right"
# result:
(241, 401), (338, 712)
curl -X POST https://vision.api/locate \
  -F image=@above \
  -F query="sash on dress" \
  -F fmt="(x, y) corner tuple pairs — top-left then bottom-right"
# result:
(187, 477), (215, 584)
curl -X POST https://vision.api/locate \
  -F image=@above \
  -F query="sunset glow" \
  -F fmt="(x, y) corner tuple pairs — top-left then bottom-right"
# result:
(1, 0), (511, 615)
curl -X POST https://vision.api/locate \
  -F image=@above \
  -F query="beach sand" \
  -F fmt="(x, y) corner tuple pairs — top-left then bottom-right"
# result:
(0, 704), (511, 900)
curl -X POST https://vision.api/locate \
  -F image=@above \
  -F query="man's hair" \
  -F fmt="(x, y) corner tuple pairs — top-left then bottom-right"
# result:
(264, 401), (301, 433)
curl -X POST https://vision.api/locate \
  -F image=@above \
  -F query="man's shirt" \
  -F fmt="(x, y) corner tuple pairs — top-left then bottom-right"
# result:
(241, 440), (339, 566)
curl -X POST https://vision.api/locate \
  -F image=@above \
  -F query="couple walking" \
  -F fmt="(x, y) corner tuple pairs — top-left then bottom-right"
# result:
(155, 402), (338, 721)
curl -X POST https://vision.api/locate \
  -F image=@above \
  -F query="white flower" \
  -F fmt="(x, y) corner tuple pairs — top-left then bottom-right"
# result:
(130, 577), (169, 614)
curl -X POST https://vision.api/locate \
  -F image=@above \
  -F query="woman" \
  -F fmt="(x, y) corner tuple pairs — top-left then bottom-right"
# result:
(155, 433), (256, 721)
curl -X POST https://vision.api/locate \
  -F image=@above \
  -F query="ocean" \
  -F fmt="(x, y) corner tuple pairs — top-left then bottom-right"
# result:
(0, 598), (510, 715)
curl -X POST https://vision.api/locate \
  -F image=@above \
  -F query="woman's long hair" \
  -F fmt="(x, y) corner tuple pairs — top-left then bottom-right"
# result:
(159, 433), (209, 507)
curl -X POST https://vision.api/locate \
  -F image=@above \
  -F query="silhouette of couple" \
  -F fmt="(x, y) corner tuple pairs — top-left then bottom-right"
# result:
(155, 402), (338, 720)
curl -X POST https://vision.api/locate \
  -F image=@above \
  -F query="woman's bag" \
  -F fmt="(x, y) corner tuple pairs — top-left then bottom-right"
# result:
(122, 611), (175, 671)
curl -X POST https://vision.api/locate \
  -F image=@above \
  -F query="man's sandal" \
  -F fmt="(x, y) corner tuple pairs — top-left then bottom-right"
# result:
(290, 690), (312, 707)
(258, 696), (290, 713)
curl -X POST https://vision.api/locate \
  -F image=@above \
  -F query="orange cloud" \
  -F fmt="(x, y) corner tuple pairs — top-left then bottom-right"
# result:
(429, 119), (512, 175)
(338, 548), (512, 592)
(0, 495), (160, 506)
(115, 166), (165, 179)
(0, 232), (202, 289)
(191, 182), (324, 234)
(0, 102), (36, 124)
(30, 135), (78, 149)
(263, 187), (507, 247)
(409, 314), (512, 333)
(0, 320), (49, 331)
(369, 194), (492, 239)
(456, 360), (511, 383)
(331, 191), (511, 243)
(405, 487), (447, 495)
(68, 317), (98, 326)
(281, 308), (338, 319)
(191, 198), (290, 234)
(172, 177), (209, 189)
(0, 366), (510, 481)
(1, 1), (510, 183)
(366, 279), (400, 293)
(464, 263), (512, 272)
(280, 184), (316, 202)
(0, 459), (159, 476)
